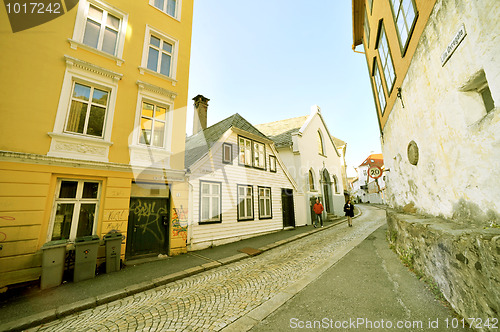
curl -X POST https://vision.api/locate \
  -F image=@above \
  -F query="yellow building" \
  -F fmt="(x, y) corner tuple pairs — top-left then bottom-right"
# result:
(0, 0), (194, 290)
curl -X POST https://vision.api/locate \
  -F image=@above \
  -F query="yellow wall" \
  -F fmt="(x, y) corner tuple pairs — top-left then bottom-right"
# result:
(361, 0), (436, 130)
(0, 0), (194, 288)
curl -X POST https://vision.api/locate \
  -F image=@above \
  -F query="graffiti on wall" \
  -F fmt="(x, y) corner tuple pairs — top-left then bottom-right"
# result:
(172, 205), (188, 241)
(129, 199), (168, 244)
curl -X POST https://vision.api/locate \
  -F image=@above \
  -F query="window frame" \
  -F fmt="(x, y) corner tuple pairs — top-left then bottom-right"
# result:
(238, 136), (267, 170)
(222, 143), (233, 164)
(253, 141), (266, 169)
(389, 0), (418, 56)
(258, 186), (272, 219)
(138, 101), (169, 148)
(269, 155), (277, 173)
(47, 179), (101, 242)
(69, 0), (128, 66)
(199, 180), (222, 224)
(149, 0), (182, 21)
(308, 169), (315, 191)
(376, 22), (396, 95)
(317, 130), (326, 156)
(363, 6), (371, 48)
(372, 57), (387, 114)
(237, 184), (254, 221)
(139, 25), (179, 85)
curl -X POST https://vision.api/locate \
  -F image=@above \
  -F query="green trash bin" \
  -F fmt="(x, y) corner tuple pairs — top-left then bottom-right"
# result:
(74, 235), (100, 282)
(103, 231), (123, 273)
(41, 240), (67, 290)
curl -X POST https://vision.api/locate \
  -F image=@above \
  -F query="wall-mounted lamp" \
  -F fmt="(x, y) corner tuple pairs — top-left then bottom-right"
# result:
(397, 87), (405, 108)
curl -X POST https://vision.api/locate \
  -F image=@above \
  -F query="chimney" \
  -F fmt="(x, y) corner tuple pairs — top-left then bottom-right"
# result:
(192, 95), (209, 134)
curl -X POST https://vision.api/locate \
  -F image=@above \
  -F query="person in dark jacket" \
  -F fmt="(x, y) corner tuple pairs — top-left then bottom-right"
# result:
(313, 198), (324, 228)
(344, 200), (355, 227)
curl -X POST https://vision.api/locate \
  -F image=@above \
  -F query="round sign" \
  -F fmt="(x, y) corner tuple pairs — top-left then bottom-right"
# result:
(368, 165), (382, 179)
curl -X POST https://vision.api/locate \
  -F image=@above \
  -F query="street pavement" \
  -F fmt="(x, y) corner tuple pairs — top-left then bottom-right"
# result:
(0, 205), (465, 331)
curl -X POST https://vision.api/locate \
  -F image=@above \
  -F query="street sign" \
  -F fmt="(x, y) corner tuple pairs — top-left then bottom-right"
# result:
(368, 165), (382, 179)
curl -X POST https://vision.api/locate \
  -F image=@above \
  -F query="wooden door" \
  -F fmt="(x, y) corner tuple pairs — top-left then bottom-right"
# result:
(281, 189), (295, 228)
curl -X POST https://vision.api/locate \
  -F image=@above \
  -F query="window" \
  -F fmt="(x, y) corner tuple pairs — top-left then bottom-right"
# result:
(258, 187), (272, 219)
(139, 102), (167, 148)
(480, 85), (495, 113)
(223, 143), (232, 164)
(200, 181), (221, 223)
(49, 179), (100, 241)
(318, 130), (325, 156)
(269, 155), (277, 172)
(237, 185), (253, 220)
(70, 0), (128, 64)
(390, 0), (417, 52)
(150, 0), (181, 19)
(253, 142), (266, 169)
(308, 170), (315, 191)
(140, 26), (178, 83)
(130, 81), (175, 167)
(377, 24), (396, 93)
(367, 0), (373, 13)
(239, 137), (253, 166)
(65, 82), (109, 138)
(364, 8), (370, 47)
(48, 56), (121, 162)
(373, 60), (387, 112)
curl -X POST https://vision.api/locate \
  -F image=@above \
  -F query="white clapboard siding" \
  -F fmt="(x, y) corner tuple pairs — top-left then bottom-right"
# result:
(188, 131), (296, 250)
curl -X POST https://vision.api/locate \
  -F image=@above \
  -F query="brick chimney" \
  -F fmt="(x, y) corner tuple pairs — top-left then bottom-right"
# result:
(192, 95), (209, 134)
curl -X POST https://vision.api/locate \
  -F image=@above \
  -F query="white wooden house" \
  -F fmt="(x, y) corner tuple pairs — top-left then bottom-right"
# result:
(185, 113), (298, 250)
(255, 106), (345, 226)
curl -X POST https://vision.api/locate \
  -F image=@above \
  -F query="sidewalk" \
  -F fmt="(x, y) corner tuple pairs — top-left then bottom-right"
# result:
(0, 212), (357, 332)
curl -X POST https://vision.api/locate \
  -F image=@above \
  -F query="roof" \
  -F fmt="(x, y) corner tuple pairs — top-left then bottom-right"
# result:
(359, 153), (384, 168)
(185, 113), (268, 168)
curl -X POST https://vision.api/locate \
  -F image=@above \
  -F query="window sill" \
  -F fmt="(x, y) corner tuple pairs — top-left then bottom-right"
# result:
(68, 39), (124, 66)
(138, 67), (177, 86)
(47, 132), (113, 162)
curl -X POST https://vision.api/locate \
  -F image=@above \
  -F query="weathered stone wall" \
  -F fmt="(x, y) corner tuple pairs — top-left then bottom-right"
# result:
(387, 210), (500, 325)
(382, 0), (500, 223)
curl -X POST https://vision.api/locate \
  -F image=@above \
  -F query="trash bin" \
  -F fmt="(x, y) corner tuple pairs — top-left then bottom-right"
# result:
(40, 240), (67, 290)
(103, 231), (123, 273)
(74, 235), (100, 282)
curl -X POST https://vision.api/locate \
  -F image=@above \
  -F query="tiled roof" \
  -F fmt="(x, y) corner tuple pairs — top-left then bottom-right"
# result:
(185, 113), (268, 168)
(255, 116), (308, 148)
(359, 153), (384, 167)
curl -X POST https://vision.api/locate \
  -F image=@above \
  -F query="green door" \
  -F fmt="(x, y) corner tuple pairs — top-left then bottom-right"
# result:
(126, 197), (169, 258)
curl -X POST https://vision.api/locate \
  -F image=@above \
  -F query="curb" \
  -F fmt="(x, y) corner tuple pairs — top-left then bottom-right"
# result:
(0, 214), (360, 332)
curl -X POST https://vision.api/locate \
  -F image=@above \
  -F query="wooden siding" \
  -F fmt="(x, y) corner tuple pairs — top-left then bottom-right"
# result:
(188, 131), (296, 250)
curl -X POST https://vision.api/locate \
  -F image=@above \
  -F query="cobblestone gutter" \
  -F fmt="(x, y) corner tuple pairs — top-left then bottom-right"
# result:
(386, 210), (500, 327)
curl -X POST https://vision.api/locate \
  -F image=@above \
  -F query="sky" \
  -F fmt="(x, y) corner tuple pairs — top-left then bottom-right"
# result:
(186, 0), (382, 171)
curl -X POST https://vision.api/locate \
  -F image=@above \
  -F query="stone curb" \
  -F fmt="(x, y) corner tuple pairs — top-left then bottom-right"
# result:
(0, 213), (360, 332)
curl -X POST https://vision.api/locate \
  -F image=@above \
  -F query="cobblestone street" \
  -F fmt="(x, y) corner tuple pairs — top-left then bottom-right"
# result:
(27, 207), (385, 331)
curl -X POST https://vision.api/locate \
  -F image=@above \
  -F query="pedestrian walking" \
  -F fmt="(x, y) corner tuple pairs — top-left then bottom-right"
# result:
(344, 199), (355, 227)
(313, 198), (324, 228)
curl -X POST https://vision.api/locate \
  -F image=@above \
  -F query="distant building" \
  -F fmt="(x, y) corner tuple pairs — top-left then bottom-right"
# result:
(185, 100), (297, 250)
(352, 154), (385, 204)
(256, 106), (345, 226)
(0, 0), (194, 289)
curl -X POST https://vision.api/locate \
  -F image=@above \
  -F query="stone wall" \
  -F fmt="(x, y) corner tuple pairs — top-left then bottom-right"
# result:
(386, 210), (500, 326)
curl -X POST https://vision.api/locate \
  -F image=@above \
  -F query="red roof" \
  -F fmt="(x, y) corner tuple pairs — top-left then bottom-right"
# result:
(359, 154), (384, 168)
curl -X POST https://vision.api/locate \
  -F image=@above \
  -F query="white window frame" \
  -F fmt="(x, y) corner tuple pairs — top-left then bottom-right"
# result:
(258, 187), (272, 219)
(149, 0), (182, 21)
(253, 141), (266, 169)
(47, 179), (101, 242)
(364, 7), (370, 48)
(199, 181), (221, 223)
(390, 0), (417, 53)
(129, 81), (176, 168)
(69, 0), (128, 66)
(139, 25), (179, 85)
(377, 24), (396, 93)
(239, 137), (253, 166)
(237, 185), (254, 221)
(48, 56), (121, 162)
(373, 60), (387, 113)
